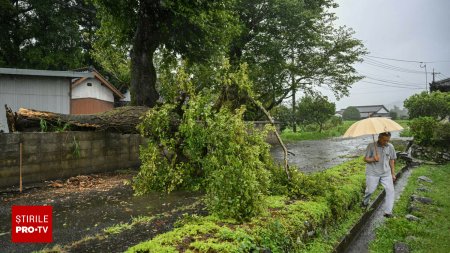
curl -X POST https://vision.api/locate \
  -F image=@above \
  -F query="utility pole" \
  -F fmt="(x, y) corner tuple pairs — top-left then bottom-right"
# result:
(420, 62), (428, 92)
(431, 68), (441, 93)
(432, 68), (441, 82)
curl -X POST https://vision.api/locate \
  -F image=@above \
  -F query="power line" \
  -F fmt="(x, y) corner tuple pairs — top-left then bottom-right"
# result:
(359, 80), (425, 90)
(437, 73), (449, 79)
(366, 55), (450, 63)
(350, 88), (421, 95)
(358, 73), (424, 87)
(362, 57), (432, 74)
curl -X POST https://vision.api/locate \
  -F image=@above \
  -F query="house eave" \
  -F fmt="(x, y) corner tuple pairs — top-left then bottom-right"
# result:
(0, 68), (94, 78)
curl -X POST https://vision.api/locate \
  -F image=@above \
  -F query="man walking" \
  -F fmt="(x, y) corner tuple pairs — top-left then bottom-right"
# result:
(362, 132), (397, 217)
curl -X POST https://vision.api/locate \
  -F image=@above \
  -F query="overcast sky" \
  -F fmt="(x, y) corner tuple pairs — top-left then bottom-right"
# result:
(319, 0), (450, 110)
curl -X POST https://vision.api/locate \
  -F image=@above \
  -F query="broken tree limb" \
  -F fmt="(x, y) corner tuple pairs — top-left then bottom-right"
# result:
(5, 105), (149, 134)
(5, 105), (16, 132)
(247, 96), (291, 180)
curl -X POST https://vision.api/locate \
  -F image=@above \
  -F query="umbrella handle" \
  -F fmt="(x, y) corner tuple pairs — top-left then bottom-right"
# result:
(372, 134), (379, 160)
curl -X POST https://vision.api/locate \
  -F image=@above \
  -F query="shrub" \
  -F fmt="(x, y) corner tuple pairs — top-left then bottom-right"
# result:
(433, 121), (450, 147)
(409, 117), (438, 145)
(404, 91), (450, 120)
(342, 106), (360, 120)
(134, 62), (277, 221)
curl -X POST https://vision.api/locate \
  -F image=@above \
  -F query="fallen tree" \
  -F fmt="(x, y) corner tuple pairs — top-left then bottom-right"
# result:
(4, 105), (149, 133)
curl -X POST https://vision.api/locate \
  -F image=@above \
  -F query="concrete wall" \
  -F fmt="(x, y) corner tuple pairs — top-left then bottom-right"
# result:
(0, 132), (146, 188)
(0, 123), (280, 188)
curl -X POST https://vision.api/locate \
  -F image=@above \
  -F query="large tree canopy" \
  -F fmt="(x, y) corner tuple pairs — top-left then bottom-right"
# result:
(0, 0), (98, 69)
(297, 94), (335, 132)
(229, 0), (366, 119)
(94, 0), (239, 107)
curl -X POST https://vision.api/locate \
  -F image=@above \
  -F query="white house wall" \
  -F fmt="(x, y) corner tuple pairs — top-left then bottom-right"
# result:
(378, 108), (389, 114)
(72, 78), (114, 102)
(0, 75), (70, 132)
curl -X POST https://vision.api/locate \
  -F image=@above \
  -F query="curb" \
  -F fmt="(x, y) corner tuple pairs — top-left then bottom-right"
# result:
(332, 165), (410, 253)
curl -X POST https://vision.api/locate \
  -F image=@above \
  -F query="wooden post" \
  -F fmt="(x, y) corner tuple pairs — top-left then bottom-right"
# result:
(20, 142), (22, 193)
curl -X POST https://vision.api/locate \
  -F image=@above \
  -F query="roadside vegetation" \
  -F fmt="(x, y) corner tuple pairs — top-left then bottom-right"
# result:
(281, 120), (355, 142)
(127, 158), (370, 252)
(369, 163), (450, 253)
(281, 119), (410, 142)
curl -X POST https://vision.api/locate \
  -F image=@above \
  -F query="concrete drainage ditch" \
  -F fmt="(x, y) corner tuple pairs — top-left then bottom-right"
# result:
(333, 164), (414, 253)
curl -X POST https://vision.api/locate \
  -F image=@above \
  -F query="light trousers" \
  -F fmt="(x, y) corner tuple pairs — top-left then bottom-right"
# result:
(363, 175), (395, 214)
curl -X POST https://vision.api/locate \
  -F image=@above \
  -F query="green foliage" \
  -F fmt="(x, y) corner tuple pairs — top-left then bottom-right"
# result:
(408, 117), (450, 146)
(370, 164), (450, 253)
(134, 62), (274, 221)
(39, 119), (48, 132)
(404, 91), (450, 120)
(39, 119), (71, 132)
(297, 94), (336, 132)
(281, 120), (355, 142)
(72, 136), (81, 158)
(230, 0), (366, 117)
(342, 106), (361, 120)
(271, 105), (293, 132)
(94, 0), (240, 106)
(126, 158), (369, 253)
(0, 0), (97, 69)
(103, 222), (132, 235)
(433, 121), (450, 146)
(328, 115), (344, 127)
(395, 120), (413, 137)
(409, 117), (437, 145)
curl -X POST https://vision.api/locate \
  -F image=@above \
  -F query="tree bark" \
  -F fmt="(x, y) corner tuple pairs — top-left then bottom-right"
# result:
(5, 105), (149, 134)
(130, 1), (160, 107)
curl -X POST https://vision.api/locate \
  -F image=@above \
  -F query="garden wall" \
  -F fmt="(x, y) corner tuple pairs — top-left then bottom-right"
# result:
(0, 132), (146, 188)
(0, 123), (280, 188)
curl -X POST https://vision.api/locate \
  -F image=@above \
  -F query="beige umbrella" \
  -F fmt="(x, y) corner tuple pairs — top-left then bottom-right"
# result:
(343, 117), (404, 157)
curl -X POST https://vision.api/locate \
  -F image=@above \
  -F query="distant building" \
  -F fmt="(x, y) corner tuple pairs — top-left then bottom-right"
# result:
(0, 67), (127, 132)
(430, 78), (450, 92)
(336, 105), (390, 119)
(71, 69), (124, 114)
(0, 68), (92, 132)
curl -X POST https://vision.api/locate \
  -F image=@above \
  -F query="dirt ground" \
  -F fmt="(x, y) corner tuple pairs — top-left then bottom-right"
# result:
(0, 170), (202, 253)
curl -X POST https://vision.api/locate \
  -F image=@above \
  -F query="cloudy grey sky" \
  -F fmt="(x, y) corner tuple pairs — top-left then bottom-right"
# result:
(320, 0), (450, 110)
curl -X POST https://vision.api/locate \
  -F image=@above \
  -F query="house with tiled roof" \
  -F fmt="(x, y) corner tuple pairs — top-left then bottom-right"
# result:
(336, 105), (390, 119)
(71, 68), (125, 114)
(353, 105), (389, 118)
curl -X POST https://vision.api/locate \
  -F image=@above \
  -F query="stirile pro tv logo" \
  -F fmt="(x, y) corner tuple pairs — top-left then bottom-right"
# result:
(12, 206), (53, 243)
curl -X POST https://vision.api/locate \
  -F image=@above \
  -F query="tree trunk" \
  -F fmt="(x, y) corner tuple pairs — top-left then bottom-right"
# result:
(5, 105), (149, 134)
(291, 80), (297, 133)
(130, 1), (160, 107)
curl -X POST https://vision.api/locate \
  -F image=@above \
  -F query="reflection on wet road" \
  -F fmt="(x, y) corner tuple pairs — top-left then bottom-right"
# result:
(271, 136), (372, 173)
(271, 132), (407, 173)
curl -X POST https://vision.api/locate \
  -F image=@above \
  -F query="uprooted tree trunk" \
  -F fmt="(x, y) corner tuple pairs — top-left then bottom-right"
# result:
(5, 105), (149, 133)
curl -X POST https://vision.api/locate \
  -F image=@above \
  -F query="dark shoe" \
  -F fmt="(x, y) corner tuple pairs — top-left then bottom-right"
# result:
(383, 213), (394, 218)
